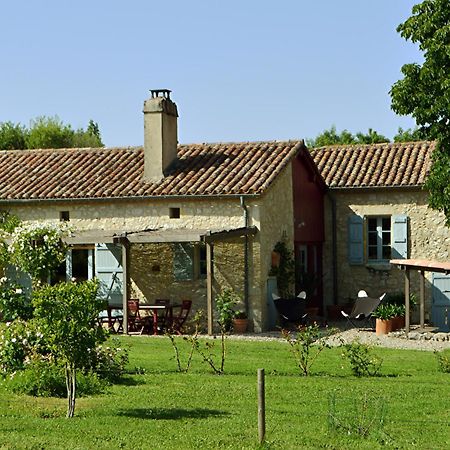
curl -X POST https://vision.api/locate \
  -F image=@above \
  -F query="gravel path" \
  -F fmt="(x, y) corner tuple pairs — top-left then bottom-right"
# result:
(228, 327), (450, 352)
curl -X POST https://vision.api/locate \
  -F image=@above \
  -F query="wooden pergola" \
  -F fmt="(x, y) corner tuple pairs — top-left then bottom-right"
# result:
(67, 226), (258, 335)
(390, 259), (450, 332)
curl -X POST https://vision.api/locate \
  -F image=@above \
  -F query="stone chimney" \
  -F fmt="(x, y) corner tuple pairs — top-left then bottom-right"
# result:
(143, 89), (178, 182)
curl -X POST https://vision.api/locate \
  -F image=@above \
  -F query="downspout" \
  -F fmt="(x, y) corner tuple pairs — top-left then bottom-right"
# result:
(327, 191), (338, 305)
(240, 196), (249, 316)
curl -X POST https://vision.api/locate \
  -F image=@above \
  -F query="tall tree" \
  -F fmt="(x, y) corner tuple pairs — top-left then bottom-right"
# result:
(0, 122), (27, 150)
(390, 0), (450, 224)
(0, 117), (104, 150)
(307, 126), (390, 147)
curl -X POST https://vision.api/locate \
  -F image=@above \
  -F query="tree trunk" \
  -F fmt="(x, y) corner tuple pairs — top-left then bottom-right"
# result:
(65, 363), (76, 418)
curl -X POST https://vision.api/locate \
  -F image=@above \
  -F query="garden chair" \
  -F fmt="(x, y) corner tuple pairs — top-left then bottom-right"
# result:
(169, 300), (192, 334)
(272, 291), (308, 327)
(127, 299), (145, 333)
(341, 291), (386, 329)
(153, 298), (171, 334)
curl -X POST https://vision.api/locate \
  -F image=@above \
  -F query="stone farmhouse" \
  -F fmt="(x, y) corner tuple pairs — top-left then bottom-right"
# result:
(1, 90), (449, 331)
(312, 141), (450, 330)
(0, 90), (326, 333)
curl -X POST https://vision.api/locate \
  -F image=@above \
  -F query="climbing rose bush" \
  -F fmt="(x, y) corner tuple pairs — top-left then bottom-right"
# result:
(0, 277), (33, 321)
(8, 223), (70, 281)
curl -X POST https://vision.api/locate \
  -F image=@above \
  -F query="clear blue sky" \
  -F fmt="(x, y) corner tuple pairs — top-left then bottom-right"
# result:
(0, 0), (422, 147)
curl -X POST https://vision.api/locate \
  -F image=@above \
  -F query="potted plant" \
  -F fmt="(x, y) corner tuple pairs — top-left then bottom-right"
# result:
(233, 311), (248, 333)
(372, 304), (396, 335)
(391, 304), (406, 331)
(215, 288), (240, 332)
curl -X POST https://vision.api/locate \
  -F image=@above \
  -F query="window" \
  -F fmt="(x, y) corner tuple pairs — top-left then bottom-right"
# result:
(60, 211), (70, 222)
(348, 214), (407, 265)
(367, 217), (391, 261)
(198, 244), (207, 278)
(169, 207), (180, 219)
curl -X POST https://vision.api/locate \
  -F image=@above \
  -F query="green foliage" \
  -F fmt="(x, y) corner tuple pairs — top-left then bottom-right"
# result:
(84, 340), (129, 382)
(215, 288), (240, 331)
(32, 279), (107, 417)
(32, 280), (106, 369)
(0, 122), (27, 150)
(0, 117), (103, 150)
(390, 0), (450, 225)
(371, 304), (397, 320)
(393, 126), (426, 142)
(282, 323), (336, 376)
(307, 125), (390, 147)
(0, 320), (46, 373)
(27, 116), (75, 149)
(7, 360), (106, 397)
(269, 240), (295, 298)
(8, 222), (69, 282)
(0, 212), (21, 267)
(0, 278), (33, 321)
(435, 350), (450, 373)
(341, 341), (383, 377)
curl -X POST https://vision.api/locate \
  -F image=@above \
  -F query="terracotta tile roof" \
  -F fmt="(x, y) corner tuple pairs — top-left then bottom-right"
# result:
(311, 141), (435, 189)
(0, 141), (304, 201)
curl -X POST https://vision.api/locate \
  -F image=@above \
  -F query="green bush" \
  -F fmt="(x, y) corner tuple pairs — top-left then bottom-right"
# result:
(435, 350), (450, 373)
(7, 360), (105, 397)
(341, 341), (383, 377)
(0, 279), (33, 321)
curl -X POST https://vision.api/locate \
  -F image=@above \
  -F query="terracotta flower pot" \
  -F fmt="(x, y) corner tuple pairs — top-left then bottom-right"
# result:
(233, 318), (248, 333)
(375, 318), (393, 336)
(392, 316), (405, 331)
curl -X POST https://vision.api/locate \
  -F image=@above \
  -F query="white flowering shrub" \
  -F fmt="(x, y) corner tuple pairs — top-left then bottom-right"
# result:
(0, 278), (33, 321)
(0, 319), (46, 373)
(8, 222), (70, 282)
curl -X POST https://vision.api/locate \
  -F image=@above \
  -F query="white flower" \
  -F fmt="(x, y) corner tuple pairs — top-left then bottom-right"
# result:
(71, 277), (76, 282)
(15, 288), (22, 294)
(11, 338), (16, 343)
(22, 339), (28, 345)
(0, 277), (7, 284)
(5, 322), (11, 327)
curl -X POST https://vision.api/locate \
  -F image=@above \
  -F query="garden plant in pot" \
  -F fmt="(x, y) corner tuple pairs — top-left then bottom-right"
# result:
(215, 288), (247, 333)
(372, 304), (397, 335)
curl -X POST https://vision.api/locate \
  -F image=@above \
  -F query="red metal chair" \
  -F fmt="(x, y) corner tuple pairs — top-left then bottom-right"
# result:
(170, 300), (192, 335)
(127, 299), (144, 333)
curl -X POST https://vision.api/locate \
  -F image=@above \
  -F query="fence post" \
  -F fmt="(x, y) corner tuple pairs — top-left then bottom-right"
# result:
(258, 368), (265, 444)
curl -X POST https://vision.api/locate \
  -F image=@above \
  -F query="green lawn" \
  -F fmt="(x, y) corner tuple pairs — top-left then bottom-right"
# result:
(0, 336), (449, 449)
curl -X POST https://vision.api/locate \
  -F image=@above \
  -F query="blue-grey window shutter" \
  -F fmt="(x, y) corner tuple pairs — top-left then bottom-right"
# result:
(173, 243), (194, 281)
(392, 215), (408, 259)
(95, 243), (123, 305)
(348, 215), (364, 265)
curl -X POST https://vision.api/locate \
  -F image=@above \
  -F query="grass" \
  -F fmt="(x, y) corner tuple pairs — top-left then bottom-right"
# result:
(0, 335), (449, 449)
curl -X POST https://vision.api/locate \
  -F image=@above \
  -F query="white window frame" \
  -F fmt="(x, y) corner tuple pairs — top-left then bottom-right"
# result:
(367, 216), (391, 262)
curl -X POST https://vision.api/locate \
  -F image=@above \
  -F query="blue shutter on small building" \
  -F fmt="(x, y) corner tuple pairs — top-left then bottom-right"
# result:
(173, 243), (194, 281)
(392, 215), (408, 259)
(348, 215), (364, 265)
(95, 243), (123, 305)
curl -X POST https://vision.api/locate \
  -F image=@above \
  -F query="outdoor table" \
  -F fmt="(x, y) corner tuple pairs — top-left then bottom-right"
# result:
(139, 304), (174, 335)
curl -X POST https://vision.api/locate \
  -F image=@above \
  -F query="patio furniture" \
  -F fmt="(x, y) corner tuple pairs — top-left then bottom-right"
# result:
(341, 291), (386, 328)
(128, 299), (145, 333)
(272, 292), (308, 327)
(169, 300), (192, 334)
(98, 306), (124, 333)
(139, 300), (172, 335)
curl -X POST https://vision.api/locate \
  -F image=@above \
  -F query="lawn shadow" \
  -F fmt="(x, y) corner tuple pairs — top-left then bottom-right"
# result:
(117, 407), (229, 420)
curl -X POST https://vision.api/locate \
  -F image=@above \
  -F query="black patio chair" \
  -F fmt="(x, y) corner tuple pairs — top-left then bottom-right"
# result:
(341, 290), (386, 329)
(272, 291), (308, 327)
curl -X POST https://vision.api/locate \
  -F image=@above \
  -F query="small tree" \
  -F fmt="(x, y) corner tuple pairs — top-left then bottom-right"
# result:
(32, 279), (107, 418)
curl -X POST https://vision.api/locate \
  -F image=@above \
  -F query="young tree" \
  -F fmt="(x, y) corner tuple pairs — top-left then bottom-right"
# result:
(32, 279), (107, 418)
(355, 128), (390, 144)
(393, 127), (426, 142)
(390, 0), (450, 224)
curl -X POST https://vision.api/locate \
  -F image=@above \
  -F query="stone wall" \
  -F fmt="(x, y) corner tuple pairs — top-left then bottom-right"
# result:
(323, 188), (450, 320)
(257, 165), (295, 328)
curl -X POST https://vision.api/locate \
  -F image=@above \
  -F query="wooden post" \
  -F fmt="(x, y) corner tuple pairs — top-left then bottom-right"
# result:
(257, 368), (265, 445)
(419, 270), (425, 329)
(121, 238), (130, 335)
(206, 242), (213, 335)
(405, 269), (410, 333)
